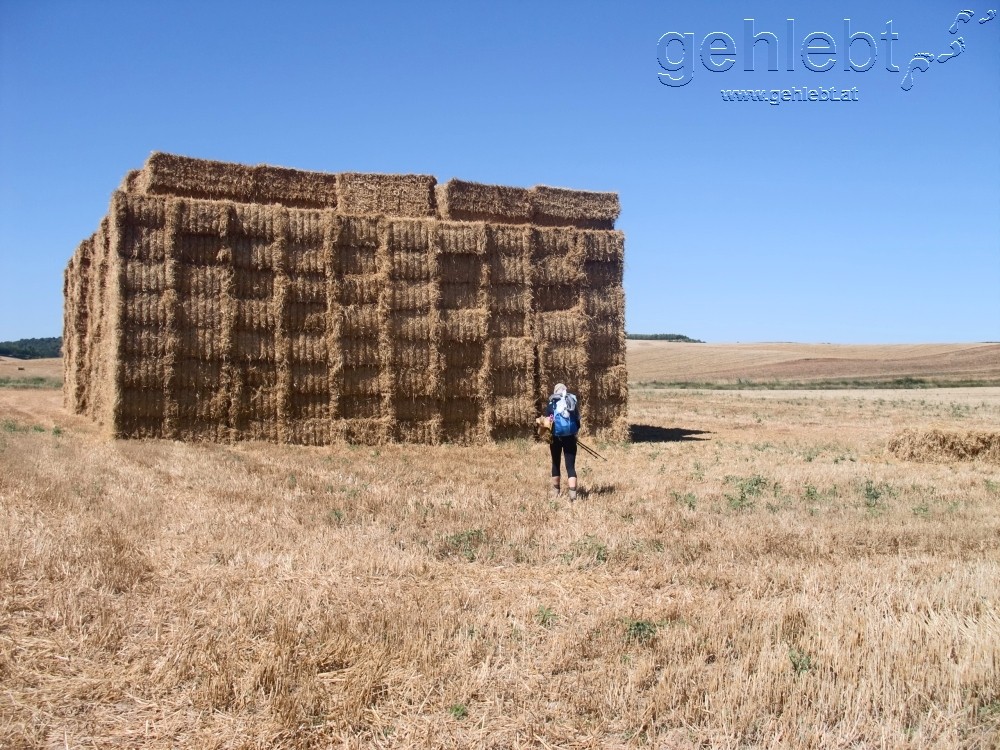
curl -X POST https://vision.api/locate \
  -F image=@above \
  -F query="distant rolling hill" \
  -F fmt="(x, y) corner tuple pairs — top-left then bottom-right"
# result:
(627, 341), (1000, 387)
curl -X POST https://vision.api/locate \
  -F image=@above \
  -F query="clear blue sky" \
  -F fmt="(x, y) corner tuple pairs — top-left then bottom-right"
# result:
(1, 0), (997, 343)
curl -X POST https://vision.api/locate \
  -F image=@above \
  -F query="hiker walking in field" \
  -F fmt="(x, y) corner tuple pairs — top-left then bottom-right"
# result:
(543, 383), (581, 501)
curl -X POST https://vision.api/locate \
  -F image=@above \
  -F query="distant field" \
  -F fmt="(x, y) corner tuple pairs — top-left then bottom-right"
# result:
(0, 356), (62, 389)
(9, 344), (1000, 393)
(628, 342), (1000, 387)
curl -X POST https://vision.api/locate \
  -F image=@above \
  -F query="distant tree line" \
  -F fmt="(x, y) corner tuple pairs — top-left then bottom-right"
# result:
(625, 333), (704, 343)
(0, 337), (62, 359)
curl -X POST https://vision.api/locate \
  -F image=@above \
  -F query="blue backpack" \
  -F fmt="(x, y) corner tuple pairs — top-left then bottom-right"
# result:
(551, 395), (579, 437)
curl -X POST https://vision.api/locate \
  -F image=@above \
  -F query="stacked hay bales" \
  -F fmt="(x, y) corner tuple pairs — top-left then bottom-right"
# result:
(64, 153), (628, 444)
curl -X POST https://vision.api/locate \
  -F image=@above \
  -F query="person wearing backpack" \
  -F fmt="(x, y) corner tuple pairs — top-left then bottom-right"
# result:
(543, 383), (581, 501)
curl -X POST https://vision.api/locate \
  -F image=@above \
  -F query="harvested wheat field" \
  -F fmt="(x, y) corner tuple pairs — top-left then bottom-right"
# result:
(628, 341), (1000, 386)
(1, 370), (999, 748)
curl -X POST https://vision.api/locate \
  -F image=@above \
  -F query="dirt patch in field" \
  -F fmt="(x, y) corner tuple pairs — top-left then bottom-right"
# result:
(888, 428), (1000, 464)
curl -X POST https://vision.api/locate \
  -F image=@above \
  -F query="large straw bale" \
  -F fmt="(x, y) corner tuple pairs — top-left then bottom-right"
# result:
(392, 341), (435, 370)
(440, 282), (479, 310)
(442, 309), (488, 342)
(493, 396), (535, 426)
(253, 165), (338, 209)
(287, 243), (327, 275)
(490, 312), (528, 338)
(438, 220), (487, 255)
(494, 337), (534, 369)
(438, 253), (483, 285)
(289, 333), (327, 363)
(390, 250), (433, 281)
(139, 153), (256, 203)
(290, 363), (329, 394)
(584, 259), (623, 288)
(337, 173), (436, 218)
(593, 364), (628, 400)
(492, 369), (531, 398)
(536, 310), (586, 344)
(396, 418), (443, 444)
(531, 185), (619, 229)
(578, 229), (625, 263)
(387, 282), (434, 311)
(391, 312), (435, 341)
(441, 396), (479, 424)
(442, 367), (482, 398)
(337, 215), (381, 248)
(436, 179), (532, 224)
(396, 369), (442, 397)
(441, 342), (486, 369)
(534, 284), (578, 313)
(138, 152), (339, 209)
(583, 285), (625, 319)
(340, 277), (380, 306)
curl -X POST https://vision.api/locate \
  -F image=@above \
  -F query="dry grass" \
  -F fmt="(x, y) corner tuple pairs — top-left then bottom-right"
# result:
(628, 342), (1000, 385)
(2, 376), (999, 748)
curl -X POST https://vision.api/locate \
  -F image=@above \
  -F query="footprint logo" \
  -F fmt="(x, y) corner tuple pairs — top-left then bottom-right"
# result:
(980, 9), (998, 23)
(937, 37), (966, 63)
(901, 54), (934, 90)
(949, 9), (975, 33)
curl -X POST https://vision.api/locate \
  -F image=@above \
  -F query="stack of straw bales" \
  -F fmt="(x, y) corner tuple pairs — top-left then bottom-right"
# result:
(64, 153), (628, 445)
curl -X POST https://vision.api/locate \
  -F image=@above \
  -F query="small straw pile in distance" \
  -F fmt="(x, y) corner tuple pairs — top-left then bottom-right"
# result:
(888, 428), (1000, 464)
(63, 153), (628, 445)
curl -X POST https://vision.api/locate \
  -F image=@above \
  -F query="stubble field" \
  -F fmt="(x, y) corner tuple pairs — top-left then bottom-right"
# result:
(1, 345), (999, 748)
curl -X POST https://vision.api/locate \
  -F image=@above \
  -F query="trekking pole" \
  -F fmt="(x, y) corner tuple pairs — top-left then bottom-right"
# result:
(577, 438), (608, 461)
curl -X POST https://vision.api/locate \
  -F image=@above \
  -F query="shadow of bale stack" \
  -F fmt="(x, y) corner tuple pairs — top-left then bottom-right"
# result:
(64, 153), (628, 445)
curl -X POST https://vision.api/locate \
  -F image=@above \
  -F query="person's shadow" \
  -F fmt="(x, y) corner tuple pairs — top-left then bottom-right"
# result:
(629, 424), (711, 443)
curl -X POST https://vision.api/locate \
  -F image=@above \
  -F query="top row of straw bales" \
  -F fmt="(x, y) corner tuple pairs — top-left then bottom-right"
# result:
(125, 152), (621, 229)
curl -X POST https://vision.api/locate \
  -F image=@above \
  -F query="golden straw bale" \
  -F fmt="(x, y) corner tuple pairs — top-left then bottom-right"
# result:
(136, 152), (339, 208)
(391, 311), (435, 341)
(438, 221), (487, 255)
(395, 418), (442, 444)
(536, 310), (586, 344)
(442, 367), (481, 397)
(493, 396), (535, 426)
(123, 192), (167, 229)
(578, 229), (625, 262)
(494, 337), (534, 369)
(386, 218), (435, 252)
(138, 153), (256, 203)
(396, 369), (441, 397)
(442, 309), (488, 343)
(337, 173), (436, 218)
(534, 284), (578, 313)
(492, 368), (531, 397)
(490, 312), (527, 338)
(888, 429), (1000, 464)
(593, 364), (629, 400)
(436, 179), (532, 224)
(530, 185), (620, 229)
(387, 283), (434, 311)
(252, 165), (338, 209)
(440, 282), (478, 310)
(584, 259), (623, 288)
(438, 254), (483, 286)
(440, 342), (486, 369)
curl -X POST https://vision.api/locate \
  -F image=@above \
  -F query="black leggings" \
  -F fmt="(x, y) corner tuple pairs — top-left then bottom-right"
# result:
(550, 436), (577, 479)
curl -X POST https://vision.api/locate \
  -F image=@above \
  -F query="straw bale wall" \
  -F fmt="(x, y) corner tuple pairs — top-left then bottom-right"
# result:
(64, 153), (628, 444)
